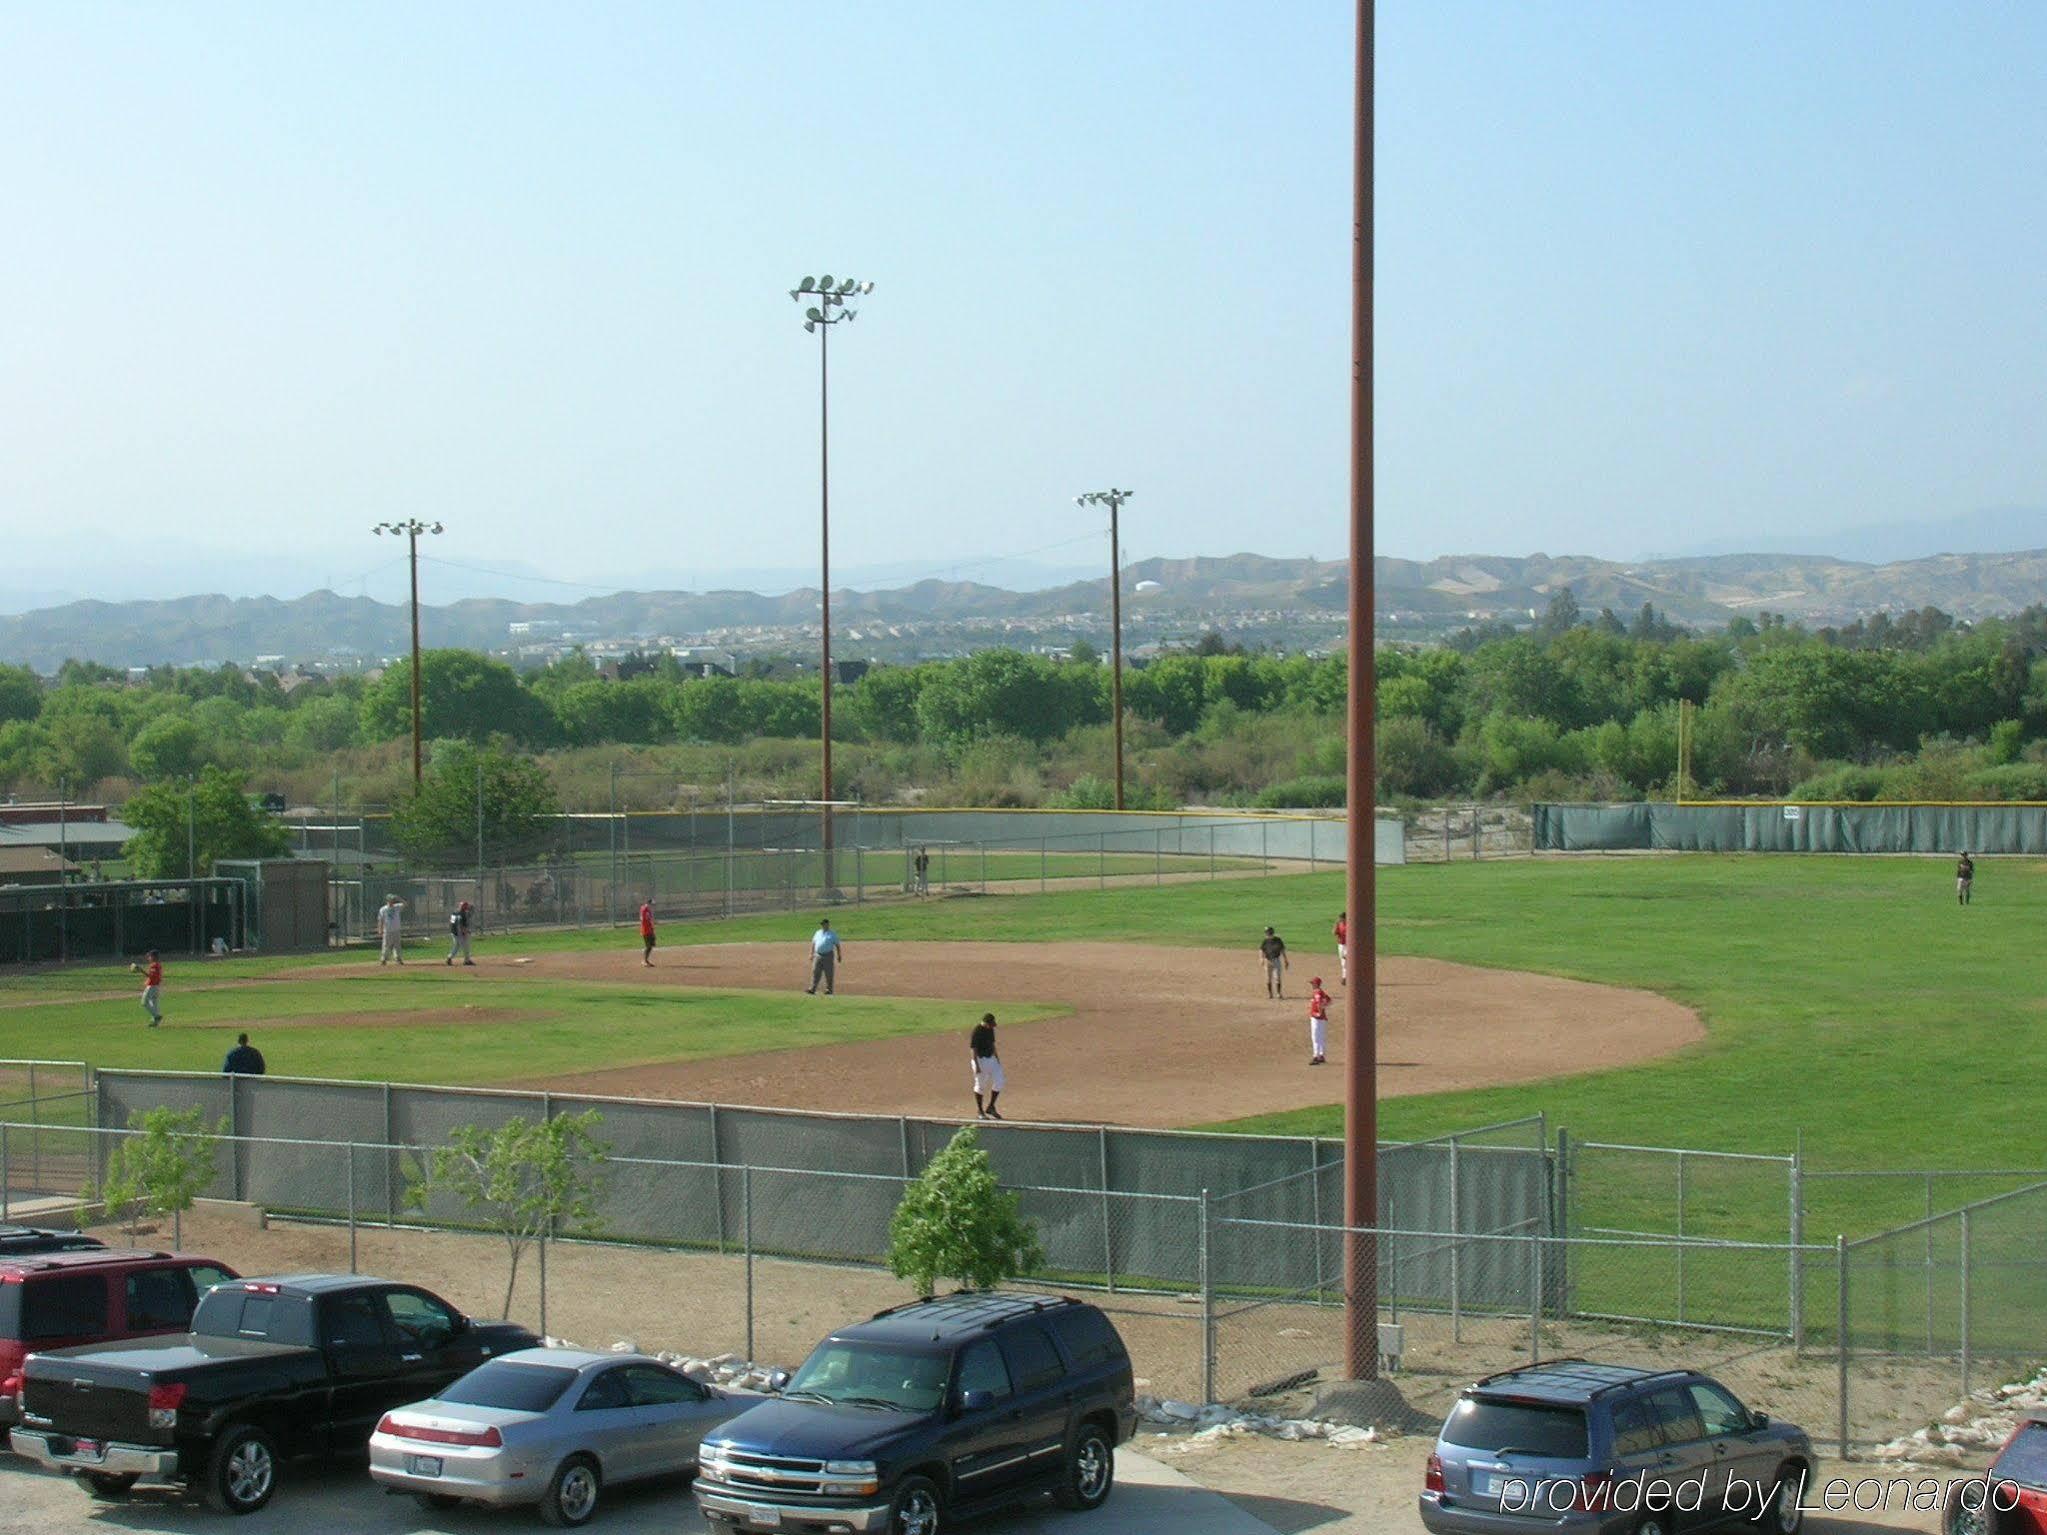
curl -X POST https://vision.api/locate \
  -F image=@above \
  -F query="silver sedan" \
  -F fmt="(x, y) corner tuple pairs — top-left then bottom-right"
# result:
(369, 1348), (758, 1527)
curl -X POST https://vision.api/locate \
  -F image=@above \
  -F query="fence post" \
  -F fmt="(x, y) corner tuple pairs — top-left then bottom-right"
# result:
(981, 844), (988, 895)
(1789, 1143), (1805, 1350)
(1836, 1235), (1850, 1458)
(1154, 829), (1162, 886)
(1310, 1140), (1326, 1306)
(1261, 821), (1268, 874)
(1308, 819), (1316, 872)
(383, 1083), (396, 1228)
(538, 1223), (548, 1340)
(1209, 825), (1216, 879)
(1199, 1190), (1214, 1405)
(1040, 839), (1047, 894)
(1925, 1173), (1936, 1360)
(1676, 1150), (1687, 1326)
(1530, 1233), (1542, 1364)
(1960, 1208), (1973, 1400)
(899, 1117), (912, 1177)
(347, 1143), (358, 1274)
(1448, 1136), (1462, 1343)
(228, 1079), (243, 1202)
(744, 1164), (756, 1364)
(1098, 1126), (1115, 1294)
(2, 1127), (9, 1222)
(1098, 843), (1105, 890)
(1472, 804), (1480, 860)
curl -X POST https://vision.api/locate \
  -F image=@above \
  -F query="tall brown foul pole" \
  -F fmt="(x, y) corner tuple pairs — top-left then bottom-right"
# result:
(1109, 499), (1125, 811)
(408, 525), (425, 787)
(1343, 0), (1379, 1381)
(818, 317), (835, 888)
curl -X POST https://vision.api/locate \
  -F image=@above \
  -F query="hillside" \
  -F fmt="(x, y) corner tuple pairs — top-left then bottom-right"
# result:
(8, 548), (2047, 670)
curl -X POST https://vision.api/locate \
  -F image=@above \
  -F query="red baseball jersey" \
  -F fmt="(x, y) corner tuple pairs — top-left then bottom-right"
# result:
(639, 904), (655, 936)
(143, 961), (163, 987)
(1308, 986), (1331, 1020)
(1333, 918), (1347, 944)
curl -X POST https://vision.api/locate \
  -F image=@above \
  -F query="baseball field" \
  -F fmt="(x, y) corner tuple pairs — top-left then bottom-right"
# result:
(1, 854), (2034, 1186)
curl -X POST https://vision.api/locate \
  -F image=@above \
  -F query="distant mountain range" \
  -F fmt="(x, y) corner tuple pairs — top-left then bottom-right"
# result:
(9, 548), (2047, 671)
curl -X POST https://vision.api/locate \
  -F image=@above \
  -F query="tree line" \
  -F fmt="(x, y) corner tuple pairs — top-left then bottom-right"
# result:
(11, 593), (2047, 837)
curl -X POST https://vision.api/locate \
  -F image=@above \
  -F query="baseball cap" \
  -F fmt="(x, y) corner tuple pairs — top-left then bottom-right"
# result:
(1310, 976), (1323, 986)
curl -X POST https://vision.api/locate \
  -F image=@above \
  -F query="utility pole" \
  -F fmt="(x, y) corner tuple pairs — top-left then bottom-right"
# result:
(1343, 0), (1380, 1383)
(1077, 490), (1134, 811)
(372, 518), (445, 785)
(789, 275), (875, 892)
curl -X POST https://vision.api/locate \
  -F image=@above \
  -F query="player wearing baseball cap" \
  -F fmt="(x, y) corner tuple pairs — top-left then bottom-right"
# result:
(1306, 977), (1332, 1066)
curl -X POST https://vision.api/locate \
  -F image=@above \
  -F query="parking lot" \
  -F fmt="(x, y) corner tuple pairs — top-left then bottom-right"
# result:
(0, 1451), (1284, 1535)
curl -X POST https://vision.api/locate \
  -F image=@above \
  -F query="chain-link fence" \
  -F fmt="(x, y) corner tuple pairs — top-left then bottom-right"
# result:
(1399, 804), (1536, 862)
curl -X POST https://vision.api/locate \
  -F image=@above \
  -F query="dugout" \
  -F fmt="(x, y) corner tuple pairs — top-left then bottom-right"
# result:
(216, 859), (330, 952)
(0, 878), (246, 965)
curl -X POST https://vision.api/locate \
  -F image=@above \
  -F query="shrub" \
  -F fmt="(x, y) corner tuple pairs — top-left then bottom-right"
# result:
(1253, 774), (1347, 810)
(888, 1127), (1043, 1298)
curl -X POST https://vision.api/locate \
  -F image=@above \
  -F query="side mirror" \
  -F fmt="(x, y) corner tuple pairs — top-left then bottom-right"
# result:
(769, 1370), (791, 1392)
(958, 1389), (994, 1414)
(1750, 1410), (1769, 1430)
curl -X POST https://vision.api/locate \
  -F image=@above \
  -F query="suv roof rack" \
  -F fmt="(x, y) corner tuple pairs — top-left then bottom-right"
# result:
(1471, 1359), (1698, 1400)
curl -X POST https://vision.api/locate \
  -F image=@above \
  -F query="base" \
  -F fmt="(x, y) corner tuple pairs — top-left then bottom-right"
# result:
(1311, 1378), (1436, 1433)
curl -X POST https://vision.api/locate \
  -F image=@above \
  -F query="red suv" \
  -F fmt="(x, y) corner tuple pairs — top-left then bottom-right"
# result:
(1, 1248), (239, 1433)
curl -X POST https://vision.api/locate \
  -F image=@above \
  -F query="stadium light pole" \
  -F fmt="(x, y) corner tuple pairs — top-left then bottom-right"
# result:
(789, 274), (874, 891)
(372, 518), (445, 786)
(1343, 0), (1380, 1384)
(1076, 490), (1133, 811)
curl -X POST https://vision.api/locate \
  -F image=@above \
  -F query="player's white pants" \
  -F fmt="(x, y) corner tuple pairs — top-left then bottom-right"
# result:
(1309, 1015), (1328, 1058)
(449, 931), (471, 962)
(1337, 942), (1348, 981)
(972, 1056), (1005, 1095)
(381, 931), (403, 963)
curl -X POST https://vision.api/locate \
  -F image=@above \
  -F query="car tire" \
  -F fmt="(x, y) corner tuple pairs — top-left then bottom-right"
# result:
(1634, 1519), (1671, 1535)
(1945, 1477), (2013, 1535)
(1767, 1462), (1806, 1534)
(1053, 1424), (1116, 1511)
(888, 1474), (944, 1535)
(203, 1424), (280, 1516)
(538, 1454), (601, 1528)
(81, 1471), (139, 1500)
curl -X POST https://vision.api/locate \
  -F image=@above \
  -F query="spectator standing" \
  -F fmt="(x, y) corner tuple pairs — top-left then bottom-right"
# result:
(1307, 978), (1332, 1066)
(970, 1013), (1003, 1119)
(1259, 927), (1289, 999)
(914, 847), (931, 897)
(1957, 850), (1975, 906)
(446, 899), (475, 966)
(222, 1033), (266, 1076)
(806, 919), (844, 995)
(135, 950), (164, 1028)
(639, 899), (657, 966)
(377, 896), (405, 965)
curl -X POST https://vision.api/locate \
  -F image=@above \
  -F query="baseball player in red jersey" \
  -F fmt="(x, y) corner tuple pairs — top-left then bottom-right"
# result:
(134, 951), (164, 1028)
(1332, 911), (1348, 984)
(1306, 977), (1332, 1066)
(639, 900), (657, 966)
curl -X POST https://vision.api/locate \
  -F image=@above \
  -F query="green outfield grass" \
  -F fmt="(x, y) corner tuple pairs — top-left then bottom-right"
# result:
(7, 856), (2040, 1203)
(0, 970), (1060, 1087)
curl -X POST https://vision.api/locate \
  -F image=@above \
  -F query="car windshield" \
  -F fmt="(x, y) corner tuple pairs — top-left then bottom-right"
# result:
(1994, 1423), (2047, 1489)
(785, 1342), (949, 1412)
(1442, 1397), (1590, 1459)
(439, 1361), (577, 1413)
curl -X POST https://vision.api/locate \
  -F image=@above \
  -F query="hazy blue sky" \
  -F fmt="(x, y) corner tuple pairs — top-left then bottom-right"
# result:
(4, 1), (2045, 604)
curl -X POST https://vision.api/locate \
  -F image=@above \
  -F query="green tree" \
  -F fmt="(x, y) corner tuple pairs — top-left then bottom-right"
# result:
(128, 714), (210, 781)
(86, 1107), (224, 1241)
(0, 664), (41, 725)
(391, 741), (562, 865)
(887, 1126), (1043, 1298)
(405, 1111), (608, 1319)
(123, 766), (291, 877)
(360, 650), (556, 747)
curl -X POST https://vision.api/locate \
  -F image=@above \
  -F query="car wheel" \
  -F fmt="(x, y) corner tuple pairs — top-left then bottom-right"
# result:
(539, 1455), (601, 1528)
(1054, 1424), (1115, 1511)
(81, 1471), (139, 1500)
(1945, 1478), (2012, 1535)
(888, 1475), (944, 1535)
(1634, 1519), (1670, 1535)
(416, 1492), (464, 1512)
(1768, 1463), (1806, 1534)
(203, 1424), (280, 1516)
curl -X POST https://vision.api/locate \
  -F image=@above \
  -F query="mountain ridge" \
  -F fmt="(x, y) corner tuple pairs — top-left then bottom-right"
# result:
(10, 548), (2047, 670)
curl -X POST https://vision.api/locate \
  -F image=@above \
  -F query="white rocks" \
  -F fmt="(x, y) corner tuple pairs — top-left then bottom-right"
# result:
(1328, 1425), (1379, 1448)
(1154, 1400), (1203, 1423)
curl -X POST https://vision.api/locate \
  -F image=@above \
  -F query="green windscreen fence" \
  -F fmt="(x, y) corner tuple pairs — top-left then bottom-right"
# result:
(1532, 802), (2047, 854)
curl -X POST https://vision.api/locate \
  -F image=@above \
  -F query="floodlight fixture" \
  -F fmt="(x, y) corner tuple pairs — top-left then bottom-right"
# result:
(818, 273), (834, 289)
(1076, 488), (1135, 811)
(367, 517), (446, 785)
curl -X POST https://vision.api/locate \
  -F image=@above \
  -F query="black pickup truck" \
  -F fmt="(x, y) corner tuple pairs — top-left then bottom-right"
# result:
(695, 1292), (1136, 1535)
(9, 1273), (536, 1514)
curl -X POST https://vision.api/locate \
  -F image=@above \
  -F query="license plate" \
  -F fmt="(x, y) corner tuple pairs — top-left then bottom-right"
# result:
(73, 1439), (104, 1461)
(405, 1454), (444, 1477)
(744, 1506), (782, 1529)
(1468, 1472), (1496, 1497)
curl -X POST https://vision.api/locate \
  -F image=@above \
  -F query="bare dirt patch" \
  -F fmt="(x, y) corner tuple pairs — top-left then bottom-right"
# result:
(494, 941), (1703, 1128)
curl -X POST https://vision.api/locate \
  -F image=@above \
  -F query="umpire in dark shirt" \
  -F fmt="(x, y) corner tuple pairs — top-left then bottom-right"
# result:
(222, 1033), (266, 1076)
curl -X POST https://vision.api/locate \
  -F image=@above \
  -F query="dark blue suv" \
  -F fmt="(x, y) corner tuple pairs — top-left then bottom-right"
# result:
(1419, 1359), (1813, 1535)
(694, 1293), (1136, 1535)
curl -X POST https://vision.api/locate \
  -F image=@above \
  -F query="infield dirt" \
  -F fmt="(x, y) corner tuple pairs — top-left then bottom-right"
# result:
(477, 939), (1704, 1127)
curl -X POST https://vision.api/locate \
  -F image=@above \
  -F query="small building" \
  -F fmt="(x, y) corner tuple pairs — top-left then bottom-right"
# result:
(0, 847), (77, 887)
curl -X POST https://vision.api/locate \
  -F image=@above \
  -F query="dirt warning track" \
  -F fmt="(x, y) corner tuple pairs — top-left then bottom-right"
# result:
(503, 940), (1702, 1128)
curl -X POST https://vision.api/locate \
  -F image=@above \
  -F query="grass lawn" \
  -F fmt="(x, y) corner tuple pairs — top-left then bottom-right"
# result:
(0, 971), (1058, 1087)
